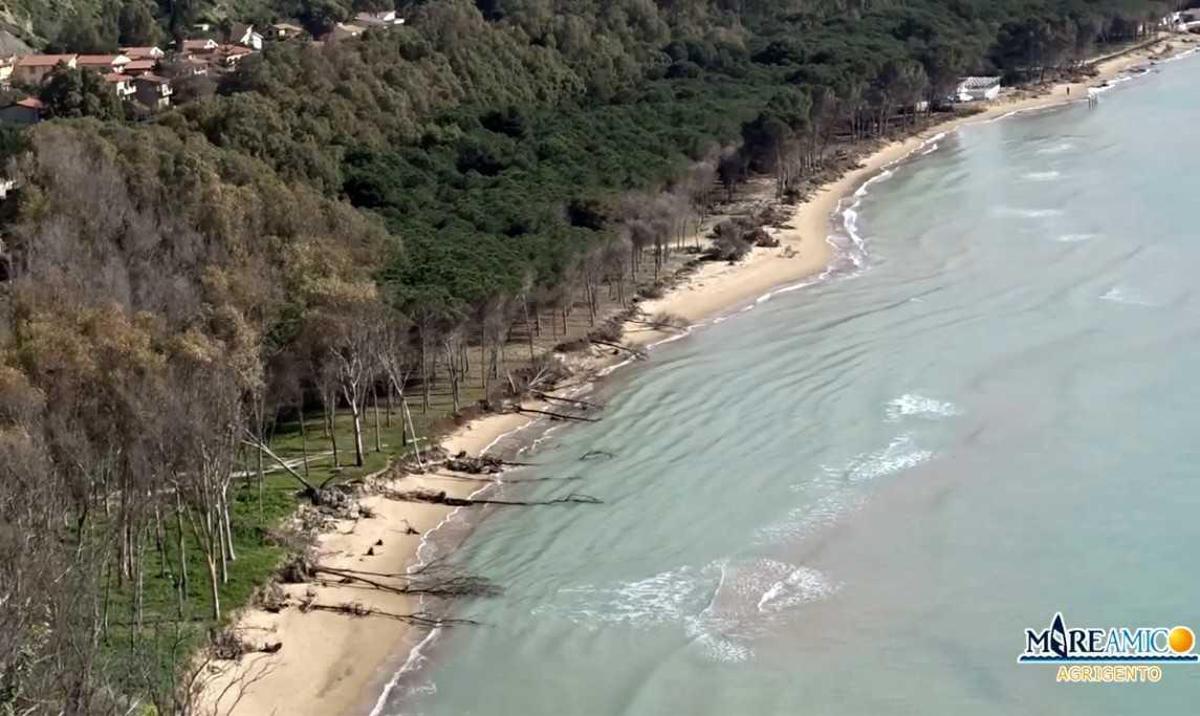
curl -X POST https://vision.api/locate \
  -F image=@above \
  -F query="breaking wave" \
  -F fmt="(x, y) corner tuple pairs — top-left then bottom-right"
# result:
(995, 206), (1065, 219)
(1101, 286), (1155, 306)
(826, 434), (934, 484)
(1036, 141), (1075, 155)
(885, 393), (963, 421)
(537, 558), (838, 663)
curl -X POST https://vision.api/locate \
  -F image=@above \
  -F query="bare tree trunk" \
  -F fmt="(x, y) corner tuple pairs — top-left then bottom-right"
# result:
(523, 299), (536, 361)
(386, 386), (393, 428)
(299, 408), (310, 478)
(175, 494), (187, 608)
(402, 398), (422, 468)
(329, 399), (340, 468)
(373, 388), (382, 453)
(350, 405), (365, 467)
(206, 552), (221, 622)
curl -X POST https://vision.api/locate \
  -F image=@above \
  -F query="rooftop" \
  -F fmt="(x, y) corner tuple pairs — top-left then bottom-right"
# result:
(121, 46), (164, 59)
(76, 54), (129, 66)
(15, 54), (76, 67)
(958, 76), (1001, 89)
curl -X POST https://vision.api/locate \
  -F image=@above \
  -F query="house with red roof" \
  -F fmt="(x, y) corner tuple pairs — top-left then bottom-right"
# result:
(133, 74), (172, 109)
(123, 59), (159, 76)
(104, 73), (136, 100)
(121, 46), (165, 60)
(0, 97), (44, 124)
(12, 54), (77, 85)
(76, 54), (131, 72)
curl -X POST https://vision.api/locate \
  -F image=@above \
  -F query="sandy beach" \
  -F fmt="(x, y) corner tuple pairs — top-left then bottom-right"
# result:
(202, 33), (1196, 716)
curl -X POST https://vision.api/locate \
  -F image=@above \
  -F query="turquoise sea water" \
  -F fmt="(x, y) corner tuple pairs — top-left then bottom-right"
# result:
(381, 54), (1200, 715)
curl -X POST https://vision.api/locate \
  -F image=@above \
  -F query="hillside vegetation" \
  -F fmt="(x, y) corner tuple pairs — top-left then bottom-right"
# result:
(0, 0), (1178, 712)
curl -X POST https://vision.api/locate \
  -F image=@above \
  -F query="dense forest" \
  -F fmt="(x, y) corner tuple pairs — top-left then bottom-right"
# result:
(0, 0), (1182, 712)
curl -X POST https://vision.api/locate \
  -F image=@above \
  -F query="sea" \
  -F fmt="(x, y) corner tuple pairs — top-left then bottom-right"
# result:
(374, 51), (1200, 715)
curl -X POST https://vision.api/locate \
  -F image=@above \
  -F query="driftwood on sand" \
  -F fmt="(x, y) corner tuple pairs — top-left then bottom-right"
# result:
(515, 406), (600, 422)
(302, 603), (481, 628)
(311, 564), (502, 598)
(384, 487), (601, 507)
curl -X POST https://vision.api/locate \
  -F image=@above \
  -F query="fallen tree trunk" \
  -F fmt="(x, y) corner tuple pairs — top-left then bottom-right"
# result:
(303, 603), (481, 627)
(532, 391), (603, 409)
(386, 488), (601, 507)
(312, 565), (501, 598)
(429, 471), (582, 484)
(515, 407), (599, 423)
(589, 339), (648, 358)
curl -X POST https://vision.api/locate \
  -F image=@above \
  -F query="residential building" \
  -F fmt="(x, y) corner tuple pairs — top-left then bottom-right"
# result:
(271, 22), (305, 40)
(179, 54), (212, 76)
(0, 56), (14, 87)
(355, 10), (404, 27)
(123, 59), (159, 76)
(121, 46), (165, 60)
(76, 54), (132, 73)
(956, 76), (1001, 102)
(133, 74), (172, 109)
(229, 23), (264, 50)
(12, 54), (77, 85)
(0, 97), (44, 124)
(181, 39), (219, 54)
(326, 22), (366, 42)
(104, 73), (136, 100)
(215, 44), (254, 68)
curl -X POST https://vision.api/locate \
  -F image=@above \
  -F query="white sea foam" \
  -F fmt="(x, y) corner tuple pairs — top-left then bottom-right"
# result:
(919, 131), (947, 156)
(1056, 233), (1098, 243)
(995, 207), (1064, 219)
(885, 393), (963, 421)
(1023, 170), (1061, 182)
(1160, 47), (1200, 64)
(755, 492), (852, 545)
(1101, 286), (1155, 306)
(757, 433), (935, 546)
(1036, 141), (1075, 155)
(539, 558), (837, 663)
(826, 434), (934, 484)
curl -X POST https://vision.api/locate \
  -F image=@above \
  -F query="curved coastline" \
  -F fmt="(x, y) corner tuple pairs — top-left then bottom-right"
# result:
(204, 34), (1197, 716)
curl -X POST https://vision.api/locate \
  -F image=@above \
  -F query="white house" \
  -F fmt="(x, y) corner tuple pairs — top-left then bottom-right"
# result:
(121, 46), (165, 60)
(229, 23), (264, 50)
(104, 73), (136, 100)
(271, 23), (305, 40)
(956, 76), (1001, 102)
(180, 38), (219, 54)
(326, 22), (366, 42)
(0, 56), (14, 88)
(355, 11), (404, 27)
(76, 54), (131, 72)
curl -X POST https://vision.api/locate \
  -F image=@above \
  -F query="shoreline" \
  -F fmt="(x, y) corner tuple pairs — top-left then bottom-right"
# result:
(204, 34), (1197, 716)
